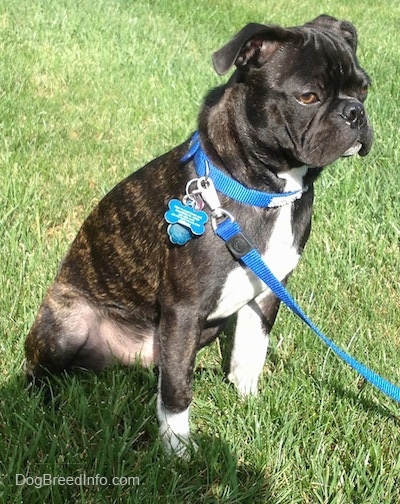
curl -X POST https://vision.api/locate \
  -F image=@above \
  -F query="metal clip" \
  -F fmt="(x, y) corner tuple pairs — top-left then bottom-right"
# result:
(211, 209), (235, 232)
(196, 177), (223, 217)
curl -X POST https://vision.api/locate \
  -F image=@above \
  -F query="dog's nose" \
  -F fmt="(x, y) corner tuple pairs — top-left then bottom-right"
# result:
(341, 101), (366, 129)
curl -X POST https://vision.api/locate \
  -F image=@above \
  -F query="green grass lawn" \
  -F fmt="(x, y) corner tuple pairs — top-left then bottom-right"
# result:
(1, 0), (400, 502)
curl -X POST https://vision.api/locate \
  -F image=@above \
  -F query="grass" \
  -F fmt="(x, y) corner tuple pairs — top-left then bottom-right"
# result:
(1, 0), (400, 502)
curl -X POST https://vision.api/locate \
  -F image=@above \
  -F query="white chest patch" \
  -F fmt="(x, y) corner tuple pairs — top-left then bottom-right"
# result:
(207, 167), (307, 322)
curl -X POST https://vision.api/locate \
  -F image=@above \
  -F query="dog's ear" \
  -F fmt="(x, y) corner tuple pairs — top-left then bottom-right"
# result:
(308, 14), (358, 52)
(212, 23), (300, 75)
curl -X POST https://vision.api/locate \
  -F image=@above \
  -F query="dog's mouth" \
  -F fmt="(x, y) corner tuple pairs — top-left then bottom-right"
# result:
(341, 127), (374, 158)
(342, 141), (362, 157)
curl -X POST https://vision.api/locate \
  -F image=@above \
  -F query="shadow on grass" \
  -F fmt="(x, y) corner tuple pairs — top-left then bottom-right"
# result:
(0, 365), (271, 503)
(3, 352), (399, 503)
(323, 376), (400, 425)
(2, 351), (399, 502)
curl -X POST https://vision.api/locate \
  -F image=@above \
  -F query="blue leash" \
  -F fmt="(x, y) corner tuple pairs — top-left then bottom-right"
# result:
(215, 218), (400, 403)
(180, 132), (400, 404)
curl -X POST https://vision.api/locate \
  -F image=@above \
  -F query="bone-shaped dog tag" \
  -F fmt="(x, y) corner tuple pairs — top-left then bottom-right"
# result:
(164, 199), (208, 245)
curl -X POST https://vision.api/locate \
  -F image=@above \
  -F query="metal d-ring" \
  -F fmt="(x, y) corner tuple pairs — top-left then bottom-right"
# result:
(211, 208), (235, 232)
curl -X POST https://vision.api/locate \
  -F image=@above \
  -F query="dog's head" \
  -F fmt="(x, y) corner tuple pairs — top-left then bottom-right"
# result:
(211, 15), (373, 169)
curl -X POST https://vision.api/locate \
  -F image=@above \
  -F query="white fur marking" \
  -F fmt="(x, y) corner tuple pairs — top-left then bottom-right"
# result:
(228, 298), (270, 396)
(208, 167), (306, 322)
(208, 266), (265, 320)
(157, 372), (191, 458)
(277, 166), (308, 191)
(208, 205), (300, 321)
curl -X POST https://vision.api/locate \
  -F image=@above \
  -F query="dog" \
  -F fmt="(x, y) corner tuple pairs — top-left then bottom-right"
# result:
(24, 15), (373, 457)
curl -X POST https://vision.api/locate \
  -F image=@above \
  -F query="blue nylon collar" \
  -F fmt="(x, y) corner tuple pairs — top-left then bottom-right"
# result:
(181, 132), (304, 208)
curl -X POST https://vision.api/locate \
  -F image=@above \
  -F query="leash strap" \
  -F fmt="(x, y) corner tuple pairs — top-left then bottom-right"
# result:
(215, 218), (400, 403)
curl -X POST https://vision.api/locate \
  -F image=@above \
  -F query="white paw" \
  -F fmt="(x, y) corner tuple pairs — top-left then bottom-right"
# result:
(228, 366), (259, 397)
(157, 398), (196, 459)
(160, 428), (197, 460)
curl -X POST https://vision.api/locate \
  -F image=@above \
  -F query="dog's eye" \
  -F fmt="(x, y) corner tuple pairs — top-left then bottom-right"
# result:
(360, 85), (369, 96)
(298, 92), (320, 105)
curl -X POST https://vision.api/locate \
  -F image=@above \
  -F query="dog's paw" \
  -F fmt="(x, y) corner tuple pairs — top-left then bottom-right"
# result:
(161, 430), (198, 460)
(157, 401), (197, 459)
(23, 358), (36, 381)
(228, 368), (259, 397)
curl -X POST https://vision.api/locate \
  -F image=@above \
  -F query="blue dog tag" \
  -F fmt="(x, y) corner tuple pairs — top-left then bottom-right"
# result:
(164, 199), (208, 245)
(167, 223), (193, 245)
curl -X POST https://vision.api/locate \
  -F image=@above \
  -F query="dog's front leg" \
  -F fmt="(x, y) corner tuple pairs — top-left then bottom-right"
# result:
(156, 304), (200, 458)
(229, 292), (281, 396)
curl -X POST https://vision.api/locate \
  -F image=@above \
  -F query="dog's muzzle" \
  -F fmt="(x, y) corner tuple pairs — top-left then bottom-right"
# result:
(340, 100), (372, 157)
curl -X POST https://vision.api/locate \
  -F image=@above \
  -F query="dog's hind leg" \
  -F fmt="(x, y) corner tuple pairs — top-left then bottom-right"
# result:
(228, 291), (281, 396)
(24, 284), (108, 381)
